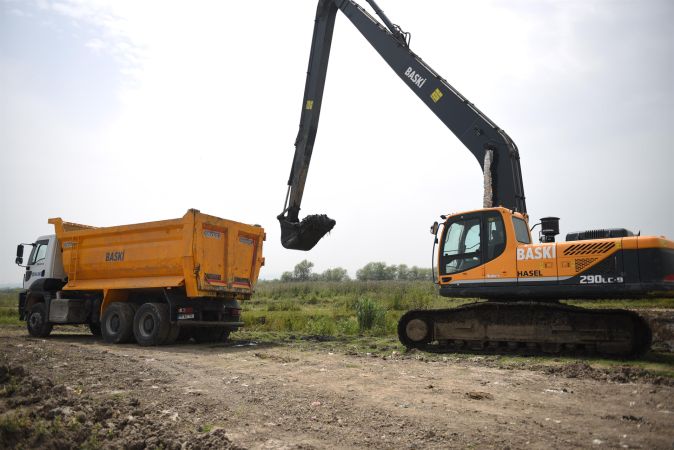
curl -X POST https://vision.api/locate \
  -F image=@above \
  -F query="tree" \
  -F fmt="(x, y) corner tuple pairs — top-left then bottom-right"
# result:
(408, 265), (432, 281)
(356, 262), (396, 281)
(356, 262), (432, 281)
(320, 267), (350, 282)
(292, 260), (314, 281)
(395, 264), (410, 280)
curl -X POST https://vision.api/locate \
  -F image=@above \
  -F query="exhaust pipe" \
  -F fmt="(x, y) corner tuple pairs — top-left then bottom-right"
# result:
(278, 213), (336, 251)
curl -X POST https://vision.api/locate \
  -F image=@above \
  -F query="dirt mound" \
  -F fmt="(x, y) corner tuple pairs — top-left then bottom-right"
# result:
(542, 361), (674, 386)
(0, 363), (242, 450)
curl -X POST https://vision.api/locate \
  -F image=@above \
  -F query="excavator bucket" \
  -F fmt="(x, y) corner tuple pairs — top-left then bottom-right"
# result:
(278, 214), (336, 251)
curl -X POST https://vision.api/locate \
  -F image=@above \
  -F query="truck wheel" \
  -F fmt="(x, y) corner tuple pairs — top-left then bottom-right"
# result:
(133, 303), (170, 346)
(27, 303), (52, 338)
(102, 303), (135, 344)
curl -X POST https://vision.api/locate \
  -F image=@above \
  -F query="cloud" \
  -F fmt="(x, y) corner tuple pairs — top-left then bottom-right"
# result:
(31, 0), (146, 80)
(85, 37), (105, 52)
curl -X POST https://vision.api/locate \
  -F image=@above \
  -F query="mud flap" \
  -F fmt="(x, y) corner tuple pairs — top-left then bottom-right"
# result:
(278, 214), (336, 251)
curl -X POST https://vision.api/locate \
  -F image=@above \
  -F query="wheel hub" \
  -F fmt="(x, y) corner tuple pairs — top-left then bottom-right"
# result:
(142, 315), (155, 336)
(405, 318), (428, 342)
(110, 315), (120, 333)
(29, 314), (40, 328)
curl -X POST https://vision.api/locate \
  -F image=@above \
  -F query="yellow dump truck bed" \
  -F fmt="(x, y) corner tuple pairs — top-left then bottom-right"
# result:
(49, 209), (265, 299)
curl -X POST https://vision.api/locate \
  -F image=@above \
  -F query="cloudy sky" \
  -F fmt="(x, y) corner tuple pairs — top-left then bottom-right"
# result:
(1, 0), (672, 284)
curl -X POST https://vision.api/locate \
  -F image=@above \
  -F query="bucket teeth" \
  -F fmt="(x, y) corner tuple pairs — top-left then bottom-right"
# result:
(278, 214), (336, 251)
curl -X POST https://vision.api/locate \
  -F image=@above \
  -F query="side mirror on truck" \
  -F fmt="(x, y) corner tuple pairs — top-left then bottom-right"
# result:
(430, 221), (439, 236)
(15, 244), (24, 265)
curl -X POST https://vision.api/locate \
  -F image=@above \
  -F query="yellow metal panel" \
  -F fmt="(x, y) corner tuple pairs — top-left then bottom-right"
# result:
(64, 276), (185, 291)
(52, 209), (265, 299)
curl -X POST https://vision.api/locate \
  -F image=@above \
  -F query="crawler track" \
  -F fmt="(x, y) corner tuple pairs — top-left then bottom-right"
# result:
(398, 301), (652, 358)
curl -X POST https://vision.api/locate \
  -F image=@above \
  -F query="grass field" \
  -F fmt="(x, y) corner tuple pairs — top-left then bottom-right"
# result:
(0, 289), (21, 325)
(244, 280), (674, 336)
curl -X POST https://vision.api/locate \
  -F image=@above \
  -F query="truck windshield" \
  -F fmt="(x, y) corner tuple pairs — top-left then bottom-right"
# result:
(28, 240), (49, 265)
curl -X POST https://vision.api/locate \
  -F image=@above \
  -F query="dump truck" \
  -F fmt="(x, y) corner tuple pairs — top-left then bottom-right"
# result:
(15, 209), (265, 346)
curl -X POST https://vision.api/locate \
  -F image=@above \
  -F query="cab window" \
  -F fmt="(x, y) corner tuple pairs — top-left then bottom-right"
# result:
(486, 214), (506, 260)
(441, 217), (481, 274)
(28, 240), (49, 265)
(512, 217), (531, 244)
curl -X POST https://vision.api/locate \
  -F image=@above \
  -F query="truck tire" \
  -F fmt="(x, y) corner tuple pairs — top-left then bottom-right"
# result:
(133, 303), (170, 346)
(101, 303), (135, 344)
(27, 303), (52, 338)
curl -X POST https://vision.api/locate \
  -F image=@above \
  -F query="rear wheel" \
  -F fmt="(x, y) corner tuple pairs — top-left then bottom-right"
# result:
(101, 303), (135, 344)
(133, 303), (170, 346)
(27, 303), (52, 338)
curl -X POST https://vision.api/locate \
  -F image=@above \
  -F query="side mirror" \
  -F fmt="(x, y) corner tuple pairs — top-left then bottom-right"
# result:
(15, 244), (24, 265)
(430, 221), (439, 235)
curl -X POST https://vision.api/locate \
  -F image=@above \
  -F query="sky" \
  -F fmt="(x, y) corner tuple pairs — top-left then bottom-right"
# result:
(1, 0), (672, 284)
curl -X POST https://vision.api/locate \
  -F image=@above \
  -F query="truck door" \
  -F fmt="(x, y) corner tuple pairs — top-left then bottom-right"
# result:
(23, 239), (49, 289)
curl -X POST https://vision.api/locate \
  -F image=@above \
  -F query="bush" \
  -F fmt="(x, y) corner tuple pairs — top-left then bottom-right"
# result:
(355, 298), (386, 332)
(336, 317), (359, 335)
(266, 300), (301, 312)
(305, 317), (336, 336)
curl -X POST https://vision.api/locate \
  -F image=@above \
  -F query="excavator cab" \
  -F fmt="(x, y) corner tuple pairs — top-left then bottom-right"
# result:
(437, 209), (514, 281)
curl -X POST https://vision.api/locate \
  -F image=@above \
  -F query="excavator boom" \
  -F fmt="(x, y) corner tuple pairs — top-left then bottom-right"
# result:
(279, 0), (526, 250)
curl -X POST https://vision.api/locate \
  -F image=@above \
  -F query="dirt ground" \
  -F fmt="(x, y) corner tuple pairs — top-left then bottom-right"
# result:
(1, 325), (673, 450)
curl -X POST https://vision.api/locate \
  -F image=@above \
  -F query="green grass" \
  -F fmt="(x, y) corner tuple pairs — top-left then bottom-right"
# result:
(0, 289), (21, 325)
(242, 281), (674, 376)
(245, 280), (470, 336)
(246, 280), (673, 338)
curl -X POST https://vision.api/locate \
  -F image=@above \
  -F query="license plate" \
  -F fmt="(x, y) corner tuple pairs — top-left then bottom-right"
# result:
(177, 314), (195, 320)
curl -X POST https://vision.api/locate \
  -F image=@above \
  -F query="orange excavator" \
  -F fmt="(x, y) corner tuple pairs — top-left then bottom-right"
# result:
(278, 0), (673, 356)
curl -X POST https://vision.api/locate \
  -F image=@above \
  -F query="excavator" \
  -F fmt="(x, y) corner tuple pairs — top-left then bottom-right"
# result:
(277, 0), (674, 357)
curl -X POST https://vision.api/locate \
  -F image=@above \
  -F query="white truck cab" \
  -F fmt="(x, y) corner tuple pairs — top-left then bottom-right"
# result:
(17, 235), (66, 290)
(16, 236), (73, 336)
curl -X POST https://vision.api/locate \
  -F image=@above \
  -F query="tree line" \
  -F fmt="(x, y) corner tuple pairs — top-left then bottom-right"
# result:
(280, 260), (432, 282)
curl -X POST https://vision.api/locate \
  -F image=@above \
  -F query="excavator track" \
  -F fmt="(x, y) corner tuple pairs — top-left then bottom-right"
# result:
(398, 302), (652, 358)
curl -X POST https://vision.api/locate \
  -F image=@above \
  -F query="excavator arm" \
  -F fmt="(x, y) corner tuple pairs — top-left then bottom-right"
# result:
(279, 0), (527, 250)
